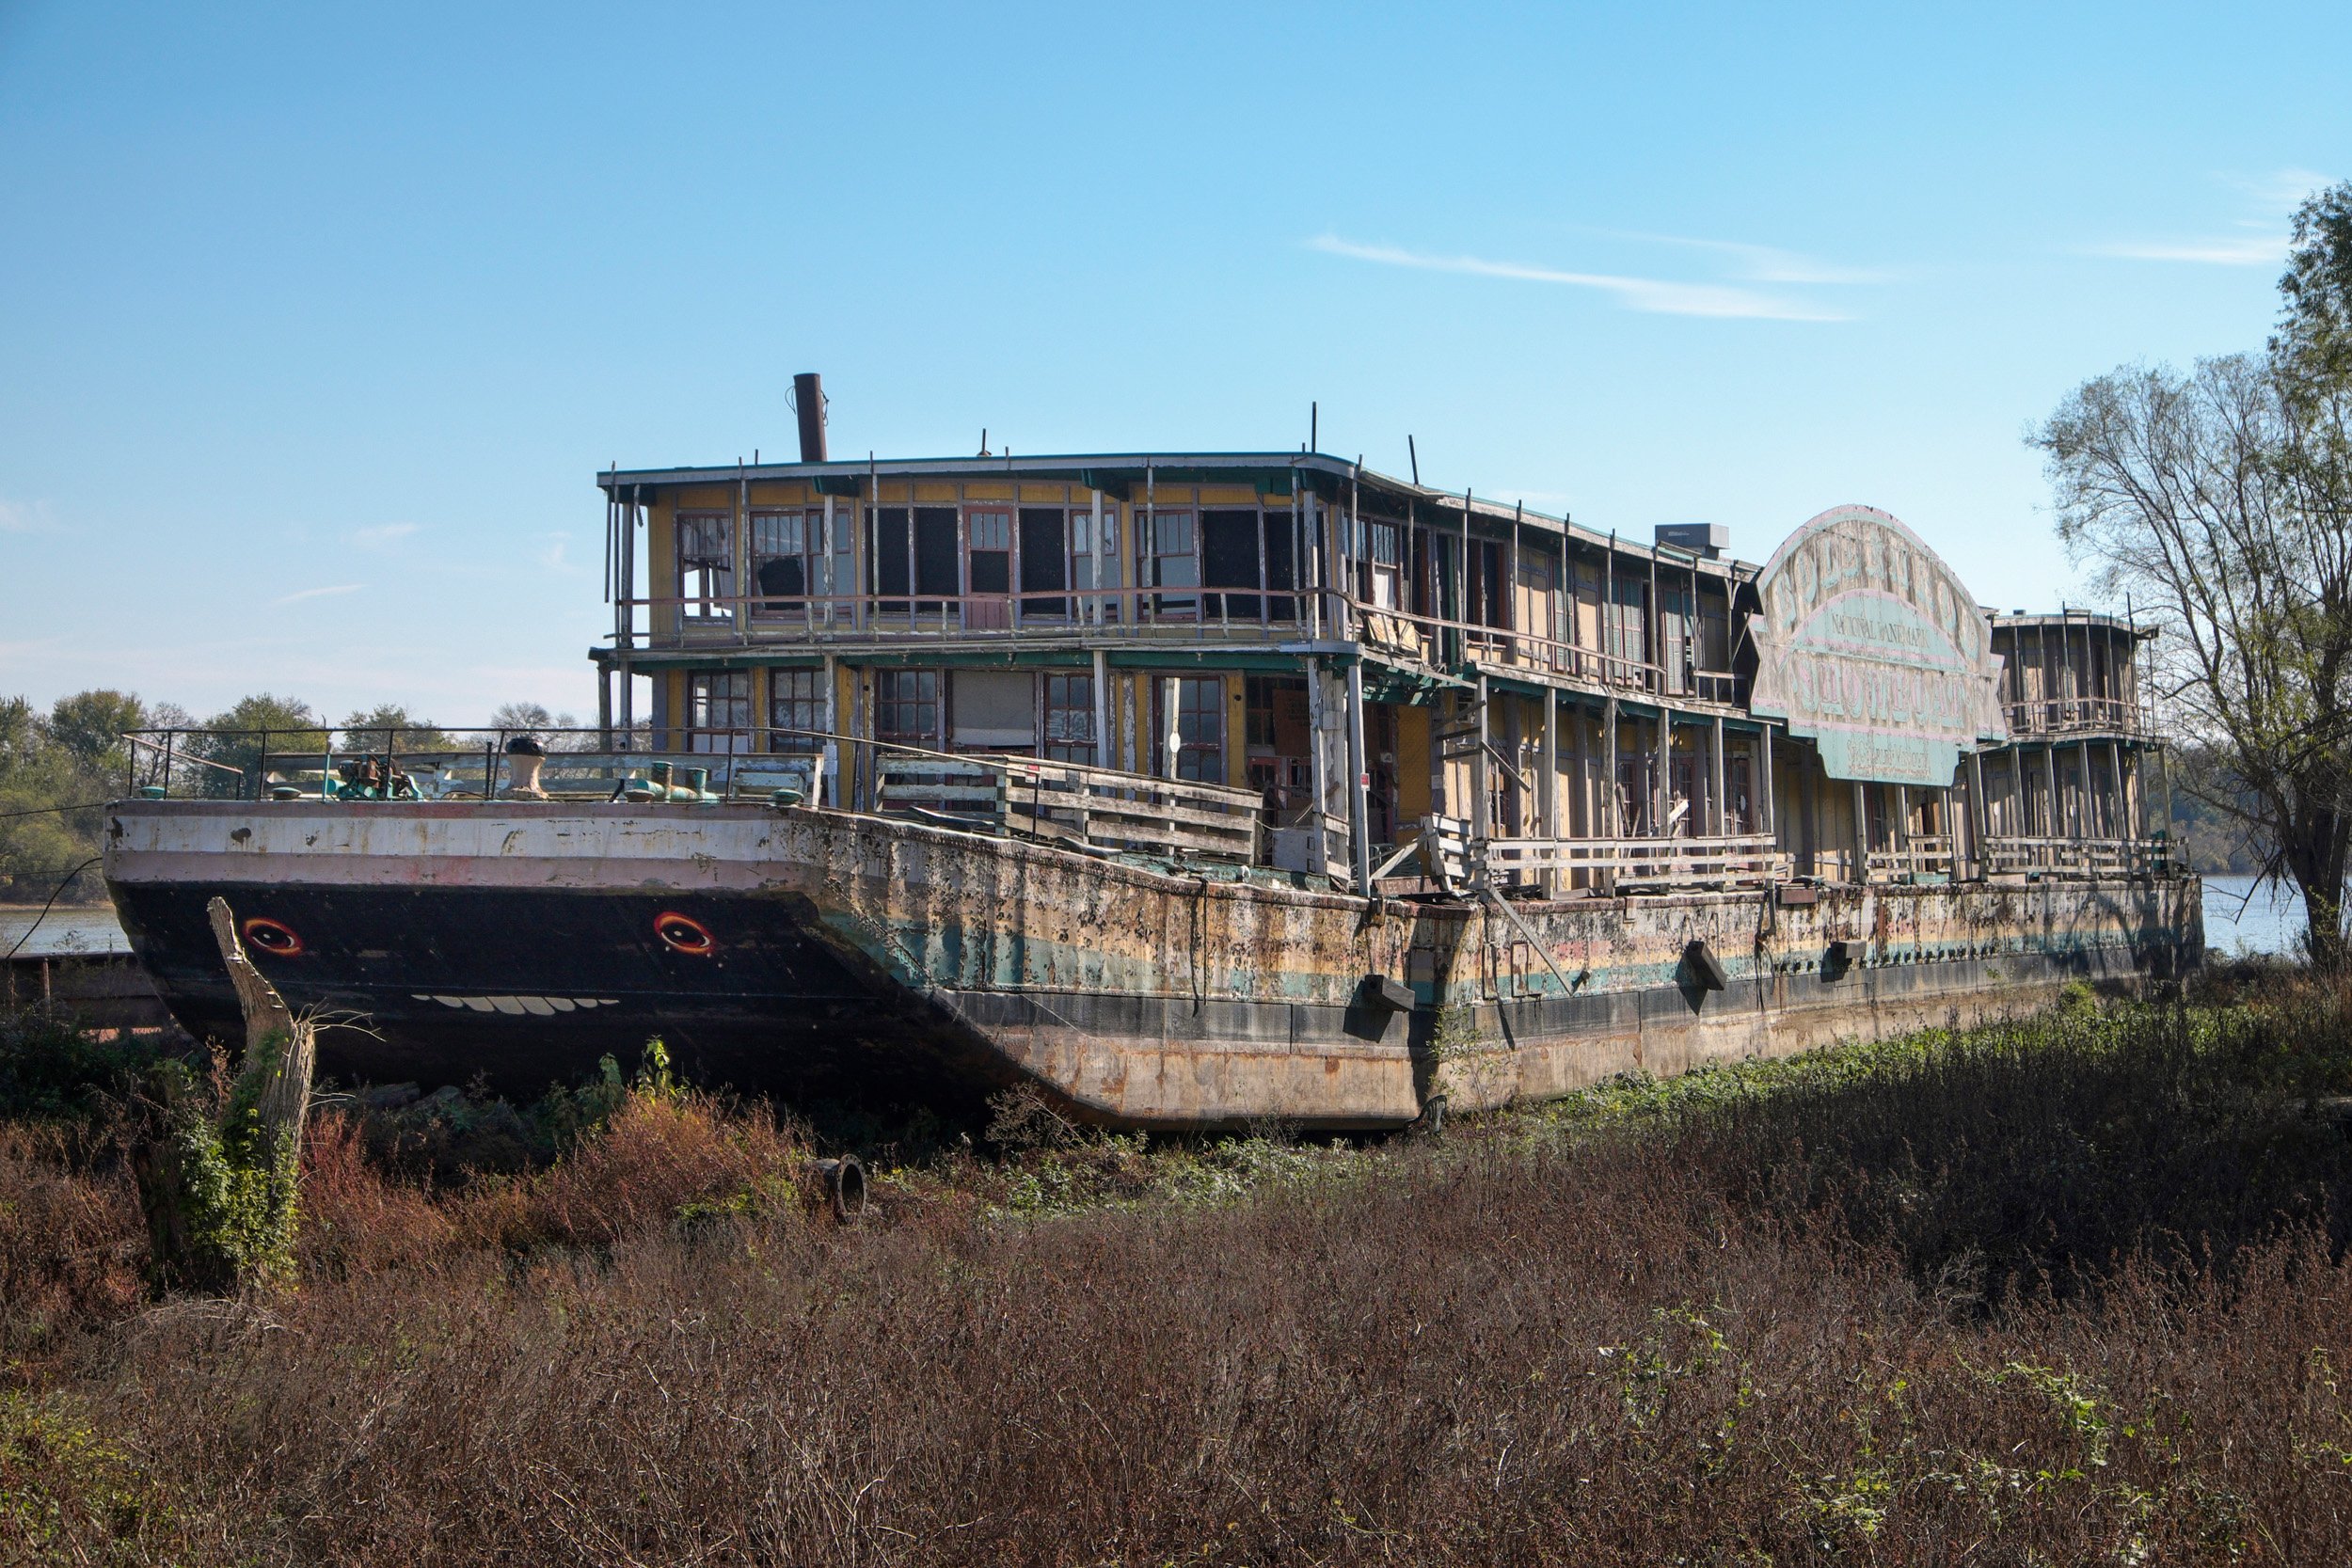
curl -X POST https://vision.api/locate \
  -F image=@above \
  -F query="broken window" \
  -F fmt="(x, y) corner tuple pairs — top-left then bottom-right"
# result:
(1365, 518), (1401, 610)
(751, 512), (818, 611)
(768, 669), (825, 752)
(676, 513), (734, 621)
(687, 671), (751, 752)
(1166, 675), (1225, 784)
(1041, 673), (1095, 763)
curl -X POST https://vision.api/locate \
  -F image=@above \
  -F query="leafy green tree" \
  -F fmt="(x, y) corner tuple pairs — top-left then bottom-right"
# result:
(2036, 180), (2352, 967)
(47, 689), (146, 776)
(0, 695), (108, 900)
(193, 695), (328, 798)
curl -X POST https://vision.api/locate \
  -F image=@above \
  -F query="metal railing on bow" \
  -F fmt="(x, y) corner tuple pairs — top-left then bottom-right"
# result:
(118, 725), (1268, 869)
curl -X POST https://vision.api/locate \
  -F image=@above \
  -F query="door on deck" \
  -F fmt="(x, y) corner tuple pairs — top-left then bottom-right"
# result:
(963, 507), (1011, 630)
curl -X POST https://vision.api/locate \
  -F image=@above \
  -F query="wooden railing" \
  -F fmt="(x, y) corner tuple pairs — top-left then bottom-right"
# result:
(2002, 696), (2149, 737)
(875, 752), (1263, 863)
(628, 584), (1321, 645)
(1985, 836), (2179, 877)
(1866, 834), (1959, 881)
(1387, 815), (1783, 892)
(613, 585), (1752, 707)
(1485, 832), (1786, 889)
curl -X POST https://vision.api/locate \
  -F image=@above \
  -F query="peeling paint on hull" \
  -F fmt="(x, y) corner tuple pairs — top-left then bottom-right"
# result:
(103, 800), (2203, 1129)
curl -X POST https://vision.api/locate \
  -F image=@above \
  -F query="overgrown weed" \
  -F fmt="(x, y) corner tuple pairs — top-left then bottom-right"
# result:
(4, 979), (2352, 1560)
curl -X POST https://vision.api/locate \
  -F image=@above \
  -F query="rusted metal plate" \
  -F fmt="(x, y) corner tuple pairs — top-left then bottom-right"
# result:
(105, 800), (2201, 1131)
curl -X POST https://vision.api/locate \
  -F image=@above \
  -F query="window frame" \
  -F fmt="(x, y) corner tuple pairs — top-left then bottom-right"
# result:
(675, 512), (736, 623)
(767, 668), (826, 753)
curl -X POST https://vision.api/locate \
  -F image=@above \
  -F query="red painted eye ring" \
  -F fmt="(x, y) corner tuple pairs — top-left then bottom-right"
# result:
(654, 911), (715, 956)
(241, 916), (305, 958)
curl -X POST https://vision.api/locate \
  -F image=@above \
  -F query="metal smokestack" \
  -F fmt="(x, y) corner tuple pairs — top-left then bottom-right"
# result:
(792, 372), (827, 463)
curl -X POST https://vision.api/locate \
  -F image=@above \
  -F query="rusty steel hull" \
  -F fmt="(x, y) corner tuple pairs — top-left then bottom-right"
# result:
(101, 799), (2203, 1128)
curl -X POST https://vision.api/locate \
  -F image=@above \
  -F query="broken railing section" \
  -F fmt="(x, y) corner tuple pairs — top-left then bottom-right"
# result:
(130, 896), (318, 1294)
(874, 752), (1264, 866)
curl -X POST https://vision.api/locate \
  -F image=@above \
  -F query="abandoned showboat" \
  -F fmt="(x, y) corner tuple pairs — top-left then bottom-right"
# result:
(103, 385), (2202, 1128)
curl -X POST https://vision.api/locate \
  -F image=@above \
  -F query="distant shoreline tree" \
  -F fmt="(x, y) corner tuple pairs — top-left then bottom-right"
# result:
(2036, 181), (2352, 968)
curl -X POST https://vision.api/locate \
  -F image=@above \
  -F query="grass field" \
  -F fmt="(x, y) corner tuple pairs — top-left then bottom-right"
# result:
(6, 973), (2352, 1563)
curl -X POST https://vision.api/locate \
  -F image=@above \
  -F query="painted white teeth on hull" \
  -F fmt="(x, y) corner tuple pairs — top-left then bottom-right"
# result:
(411, 993), (621, 1015)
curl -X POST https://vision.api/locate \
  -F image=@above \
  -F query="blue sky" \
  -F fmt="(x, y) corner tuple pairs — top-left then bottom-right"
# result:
(2, 1), (2345, 723)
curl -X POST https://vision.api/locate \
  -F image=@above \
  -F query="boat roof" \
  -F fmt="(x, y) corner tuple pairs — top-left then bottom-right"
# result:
(596, 451), (1756, 577)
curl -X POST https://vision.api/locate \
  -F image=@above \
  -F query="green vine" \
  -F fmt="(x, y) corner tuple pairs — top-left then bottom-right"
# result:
(143, 1053), (300, 1290)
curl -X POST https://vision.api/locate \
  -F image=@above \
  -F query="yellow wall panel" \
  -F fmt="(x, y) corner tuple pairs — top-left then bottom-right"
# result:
(1395, 705), (1432, 824)
(915, 483), (962, 502)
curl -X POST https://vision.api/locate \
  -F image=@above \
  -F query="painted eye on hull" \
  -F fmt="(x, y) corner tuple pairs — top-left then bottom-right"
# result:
(241, 916), (305, 957)
(655, 911), (715, 956)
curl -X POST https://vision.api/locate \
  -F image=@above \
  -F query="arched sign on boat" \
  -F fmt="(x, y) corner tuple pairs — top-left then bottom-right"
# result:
(1745, 504), (2009, 786)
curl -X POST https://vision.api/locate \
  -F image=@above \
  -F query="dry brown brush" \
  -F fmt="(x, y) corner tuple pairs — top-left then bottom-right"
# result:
(7, 986), (2352, 1562)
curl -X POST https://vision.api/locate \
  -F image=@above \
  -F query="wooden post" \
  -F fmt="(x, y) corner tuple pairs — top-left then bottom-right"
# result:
(1093, 649), (1112, 771)
(1653, 707), (1667, 838)
(1968, 749), (1989, 879)
(1346, 659), (1373, 893)
(2108, 737), (2128, 847)
(1472, 674), (1491, 878)
(1541, 688), (1560, 896)
(1710, 714), (1725, 838)
(1853, 781), (1868, 883)
(1604, 696), (1619, 838)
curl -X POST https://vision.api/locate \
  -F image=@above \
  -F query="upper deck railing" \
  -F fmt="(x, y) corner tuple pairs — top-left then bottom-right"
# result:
(2000, 694), (2151, 739)
(613, 584), (1749, 706)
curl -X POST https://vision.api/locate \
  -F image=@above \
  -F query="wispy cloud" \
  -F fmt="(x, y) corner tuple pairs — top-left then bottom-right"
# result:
(535, 533), (580, 573)
(1307, 236), (1849, 322)
(0, 499), (59, 534)
(352, 522), (421, 548)
(2238, 166), (2336, 214)
(2090, 166), (2336, 268)
(2089, 233), (2289, 267)
(273, 583), (363, 606)
(1597, 230), (1893, 286)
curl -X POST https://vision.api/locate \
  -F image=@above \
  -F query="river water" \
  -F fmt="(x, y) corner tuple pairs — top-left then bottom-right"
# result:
(0, 904), (133, 959)
(2201, 873), (2308, 959)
